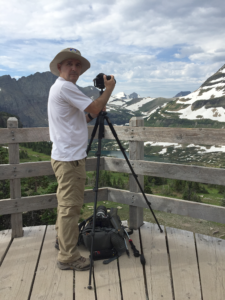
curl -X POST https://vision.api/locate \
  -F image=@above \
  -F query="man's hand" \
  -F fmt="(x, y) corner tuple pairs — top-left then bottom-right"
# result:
(104, 75), (115, 92)
(85, 75), (115, 115)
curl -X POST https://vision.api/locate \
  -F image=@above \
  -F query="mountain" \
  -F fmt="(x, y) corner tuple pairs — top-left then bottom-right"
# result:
(0, 71), (173, 127)
(0, 72), (100, 127)
(174, 91), (191, 97)
(107, 91), (174, 122)
(145, 63), (225, 128)
(129, 92), (140, 99)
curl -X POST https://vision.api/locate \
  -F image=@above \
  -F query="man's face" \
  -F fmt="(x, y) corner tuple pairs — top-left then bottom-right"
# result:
(57, 58), (82, 83)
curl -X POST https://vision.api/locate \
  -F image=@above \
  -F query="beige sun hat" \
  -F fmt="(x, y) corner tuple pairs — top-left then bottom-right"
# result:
(49, 48), (91, 76)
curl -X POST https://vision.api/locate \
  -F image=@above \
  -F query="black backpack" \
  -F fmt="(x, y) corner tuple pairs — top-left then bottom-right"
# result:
(79, 206), (126, 262)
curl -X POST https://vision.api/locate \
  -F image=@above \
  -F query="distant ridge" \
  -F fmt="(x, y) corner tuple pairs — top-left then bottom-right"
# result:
(174, 91), (191, 97)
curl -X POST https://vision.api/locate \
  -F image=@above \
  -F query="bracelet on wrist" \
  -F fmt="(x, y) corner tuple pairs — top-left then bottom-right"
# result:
(88, 113), (94, 120)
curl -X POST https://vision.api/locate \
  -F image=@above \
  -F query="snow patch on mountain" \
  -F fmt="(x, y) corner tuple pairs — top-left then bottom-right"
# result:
(107, 91), (156, 112)
(168, 106), (225, 121)
(211, 78), (225, 83)
(145, 102), (168, 120)
(202, 82), (224, 89)
(124, 97), (155, 111)
(144, 141), (225, 154)
(114, 92), (130, 100)
(177, 87), (224, 105)
(109, 92), (141, 103)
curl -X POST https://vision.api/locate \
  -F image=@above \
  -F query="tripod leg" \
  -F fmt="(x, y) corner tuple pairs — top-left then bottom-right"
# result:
(105, 115), (163, 233)
(86, 114), (100, 155)
(88, 113), (105, 289)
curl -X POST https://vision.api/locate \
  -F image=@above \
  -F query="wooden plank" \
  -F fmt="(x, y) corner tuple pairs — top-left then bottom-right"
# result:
(75, 244), (95, 300)
(0, 127), (50, 144)
(0, 229), (12, 265)
(0, 188), (108, 215)
(195, 233), (225, 300)
(129, 117), (144, 229)
(119, 223), (146, 300)
(0, 226), (46, 300)
(107, 187), (225, 224)
(140, 222), (173, 299)
(2, 156), (225, 186)
(2, 155), (225, 186)
(1, 126), (225, 146)
(8, 117), (23, 238)
(0, 157), (102, 180)
(94, 255), (121, 300)
(0, 161), (54, 180)
(166, 227), (201, 300)
(104, 157), (225, 186)
(89, 126), (225, 146)
(30, 225), (73, 300)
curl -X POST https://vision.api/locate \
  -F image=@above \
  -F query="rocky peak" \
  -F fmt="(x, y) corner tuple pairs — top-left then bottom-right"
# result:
(129, 92), (139, 99)
(174, 91), (191, 97)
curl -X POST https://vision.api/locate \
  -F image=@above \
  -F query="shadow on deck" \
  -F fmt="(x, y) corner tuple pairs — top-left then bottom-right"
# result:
(0, 221), (225, 300)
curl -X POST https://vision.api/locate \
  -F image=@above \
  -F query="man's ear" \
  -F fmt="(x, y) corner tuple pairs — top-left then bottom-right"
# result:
(57, 63), (61, 72)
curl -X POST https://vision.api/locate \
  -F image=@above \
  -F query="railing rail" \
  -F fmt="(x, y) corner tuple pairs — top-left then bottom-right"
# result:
(1, 117), (225, 238)
(1, 125), (225, 146)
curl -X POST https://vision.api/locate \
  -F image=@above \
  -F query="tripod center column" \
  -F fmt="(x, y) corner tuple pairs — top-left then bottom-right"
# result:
(128, 117), (144, 229)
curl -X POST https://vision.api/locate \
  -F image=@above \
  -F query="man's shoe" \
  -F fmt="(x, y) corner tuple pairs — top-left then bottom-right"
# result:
(57, 256), (90, 271)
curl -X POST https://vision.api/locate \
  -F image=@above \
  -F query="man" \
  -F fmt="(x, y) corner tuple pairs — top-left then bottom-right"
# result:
(48, 48), (115, 271)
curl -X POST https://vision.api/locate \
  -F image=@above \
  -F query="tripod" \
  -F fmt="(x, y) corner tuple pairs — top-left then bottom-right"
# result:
(86, 100), (163, 290)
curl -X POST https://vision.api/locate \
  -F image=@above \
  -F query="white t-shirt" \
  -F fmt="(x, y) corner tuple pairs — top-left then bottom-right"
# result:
(48, 77), (92, 161)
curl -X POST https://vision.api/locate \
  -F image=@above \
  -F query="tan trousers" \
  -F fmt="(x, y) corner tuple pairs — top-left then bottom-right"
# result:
(51, 158), (86, 263)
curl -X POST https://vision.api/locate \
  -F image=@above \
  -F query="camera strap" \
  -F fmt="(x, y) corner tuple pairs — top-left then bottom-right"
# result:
(103, 253), (121, 265)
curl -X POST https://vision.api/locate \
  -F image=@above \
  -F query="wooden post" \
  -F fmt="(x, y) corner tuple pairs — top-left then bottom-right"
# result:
(128, 117), (144, 229)
(7, 117), (23, 237)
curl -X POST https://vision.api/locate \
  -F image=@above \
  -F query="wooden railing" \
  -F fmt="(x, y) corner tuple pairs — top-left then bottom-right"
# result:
(1, 117), (225, 238)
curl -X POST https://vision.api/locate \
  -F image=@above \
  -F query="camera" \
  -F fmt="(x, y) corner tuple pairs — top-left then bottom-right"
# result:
(95, 205), (111, 227)
(93, 73), (116, 90)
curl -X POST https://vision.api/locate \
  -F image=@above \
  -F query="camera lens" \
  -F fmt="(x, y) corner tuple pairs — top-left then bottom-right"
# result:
(96, 205), (107, 217)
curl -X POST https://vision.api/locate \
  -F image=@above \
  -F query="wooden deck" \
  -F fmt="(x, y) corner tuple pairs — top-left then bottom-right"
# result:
(1, 222), (225, 300)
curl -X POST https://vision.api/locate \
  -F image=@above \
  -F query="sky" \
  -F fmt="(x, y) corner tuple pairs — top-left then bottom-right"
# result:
(0, 0), (225, 98)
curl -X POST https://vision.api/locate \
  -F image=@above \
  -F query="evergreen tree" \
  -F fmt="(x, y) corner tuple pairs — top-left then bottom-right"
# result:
(182, 182), (201, 202)
(0, 146), (8, 164)
(218, 185), (225, 194)
(144, 185), (152, 194)
(144, 176), (153, 194)
(112, 177), (117, 188)
(105, 171), (112, 187)
(221, 193), (225, 207)
(117, 177), (125, 189)
(47, 182), (58, 193)
(24, 176), (49, 193)
(19, 149), (29, 159)
(0, 180), (10, 199)
(174, 180), (184, 192)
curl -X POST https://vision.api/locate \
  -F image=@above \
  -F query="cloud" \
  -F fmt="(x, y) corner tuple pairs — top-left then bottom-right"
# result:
(0, 0), (225, 97)
(174, 46), (204, 59)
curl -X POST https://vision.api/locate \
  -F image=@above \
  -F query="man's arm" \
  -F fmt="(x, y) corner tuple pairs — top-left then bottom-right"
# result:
(85, 106), (106, 123)
(85, 75), (115, 115)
